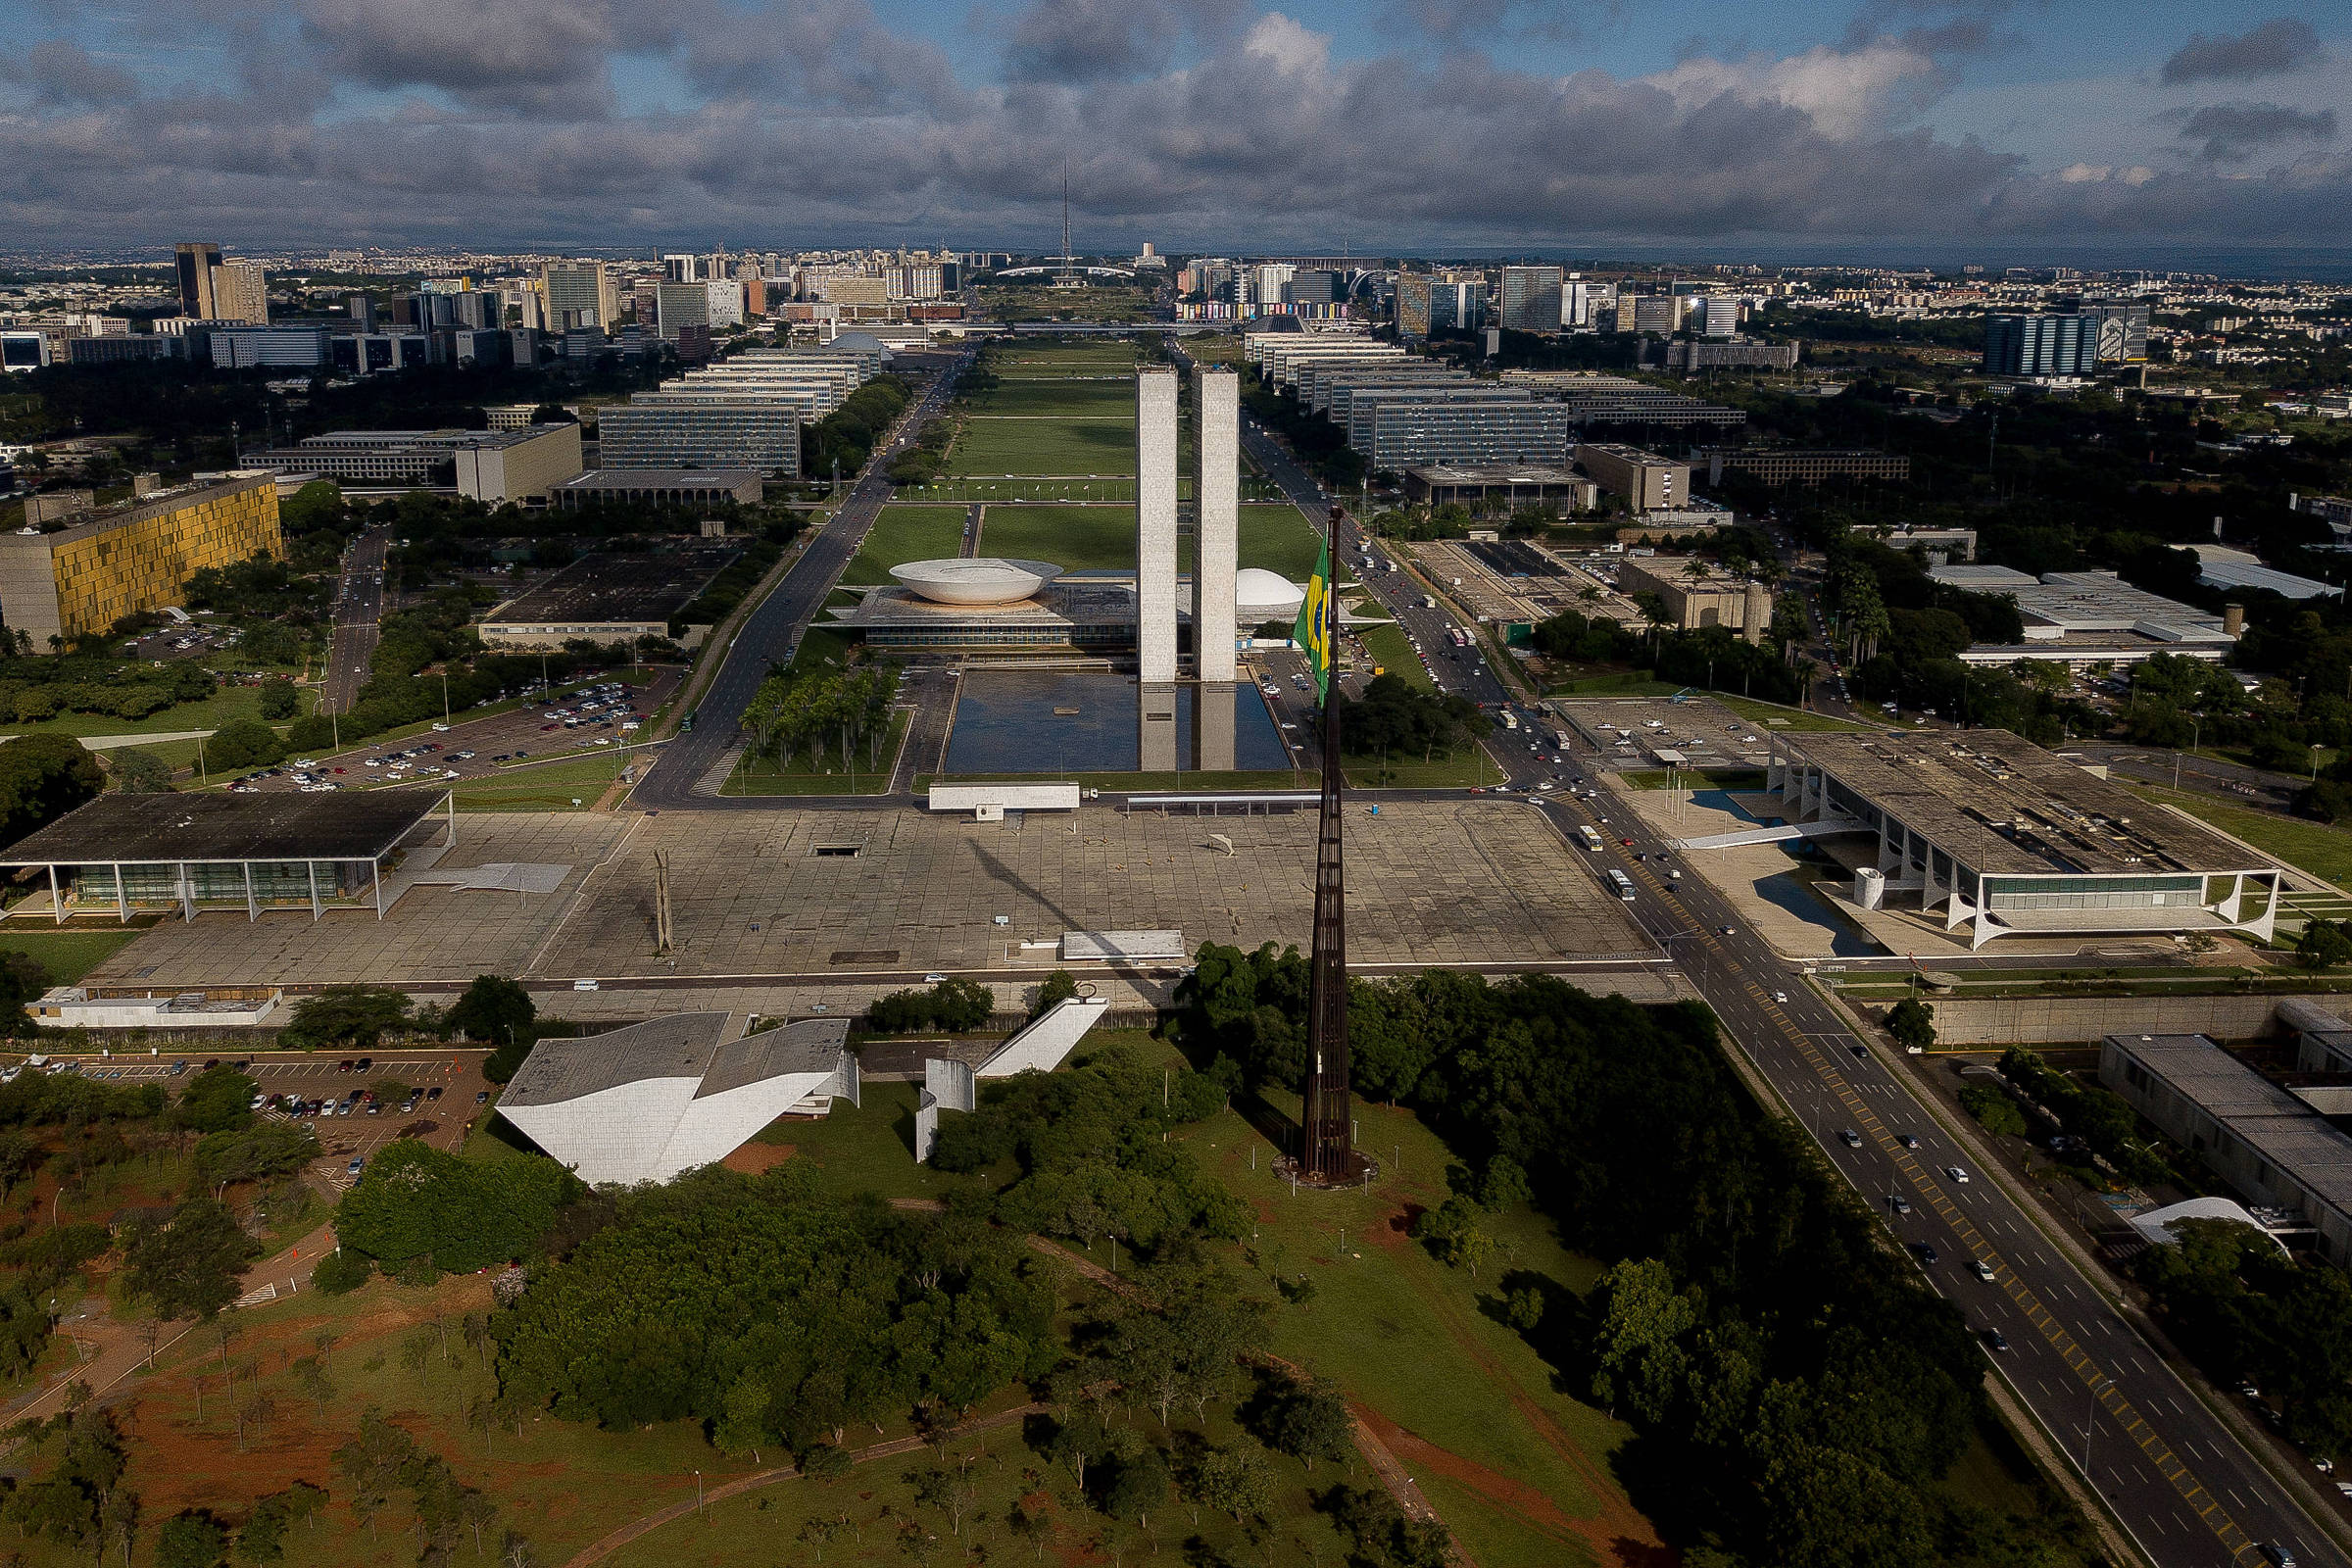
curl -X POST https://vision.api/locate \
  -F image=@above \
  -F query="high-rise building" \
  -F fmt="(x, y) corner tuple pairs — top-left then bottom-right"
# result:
(1631, 295), (1677, 336)
(542, 261), (615, 331)
(1561, 278), (1590, 329)
(662, 254), (704, 282)
(704, 279), (744, 330)
(1984, 313), (2095, 376)
(1429, 280), (1484, 333)
(655, 281), (710, 340)
(1395, 274), (1434, 338)
(174, 243), (221, 318)
(1285, 270), (1338, 307)
(1136, 368), (1180, 684)
(209, 260), (269, 324)
(1498, 266), (1565, 334)
(1698, 296), (1740, 338)
(1193, 368), (1239, 681)
(2075, 301), (2151, 364)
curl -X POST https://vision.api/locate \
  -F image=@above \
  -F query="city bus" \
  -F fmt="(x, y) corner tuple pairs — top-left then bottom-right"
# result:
(1578, 825), (1604, 853)
(1606, 868), (1637, 901)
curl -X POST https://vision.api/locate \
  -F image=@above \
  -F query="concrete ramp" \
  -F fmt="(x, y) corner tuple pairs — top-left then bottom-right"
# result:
(1675, 817), (1870, 851)
(980, 997), (1110, 1077)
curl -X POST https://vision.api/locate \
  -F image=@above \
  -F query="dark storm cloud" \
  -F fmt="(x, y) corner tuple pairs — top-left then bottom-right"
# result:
(0, 0), (2349, 248)
(2159, 18), (2323, 83)
(0, 39), (140, 106)
(2176, 101), (2337, 162)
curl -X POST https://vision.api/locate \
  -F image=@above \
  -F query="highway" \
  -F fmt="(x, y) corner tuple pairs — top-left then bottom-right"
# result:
(323, 523), (390, 713)
(630, 353), (970, 809)
(1218, 348), (2342, 1566)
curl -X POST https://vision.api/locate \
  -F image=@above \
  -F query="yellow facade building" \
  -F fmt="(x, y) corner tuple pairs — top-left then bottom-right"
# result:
(0, 474), (282, 648)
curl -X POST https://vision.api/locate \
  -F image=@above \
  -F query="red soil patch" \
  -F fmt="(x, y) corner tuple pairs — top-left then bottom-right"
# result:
(722, 1142), (797, 1174)
(1354, 1405), (1585, 1541)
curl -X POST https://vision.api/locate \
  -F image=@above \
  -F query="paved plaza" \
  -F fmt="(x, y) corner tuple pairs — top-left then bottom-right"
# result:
(82, 815), (633, 986)
(71, 800), (1650, 989)
(538, 799), (1652, 980)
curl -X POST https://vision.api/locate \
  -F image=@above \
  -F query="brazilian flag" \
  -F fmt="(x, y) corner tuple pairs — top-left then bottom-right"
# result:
(1293, 532), (1334, 705)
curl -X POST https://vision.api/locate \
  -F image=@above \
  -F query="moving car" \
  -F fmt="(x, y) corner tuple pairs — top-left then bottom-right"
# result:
(1944, 1165), (1971, 1184)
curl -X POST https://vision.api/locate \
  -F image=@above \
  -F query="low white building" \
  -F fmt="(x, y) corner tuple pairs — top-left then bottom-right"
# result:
(496, 1013), (857, 1186)
(26, 986), (282, 1029)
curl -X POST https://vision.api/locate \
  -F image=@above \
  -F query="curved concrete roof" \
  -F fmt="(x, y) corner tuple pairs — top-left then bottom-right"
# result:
(891, 558), (1062, 606)
(498, 1013), (732, 1106)
(1235, 567), (1304, 618)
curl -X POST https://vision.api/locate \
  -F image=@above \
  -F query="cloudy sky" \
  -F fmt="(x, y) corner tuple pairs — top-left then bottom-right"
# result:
(0, 0), (2344, 258)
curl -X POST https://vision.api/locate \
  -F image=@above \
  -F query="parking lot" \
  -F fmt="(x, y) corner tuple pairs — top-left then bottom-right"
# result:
(24, 1048), (494, 1187)
(232, 668), (681, 796)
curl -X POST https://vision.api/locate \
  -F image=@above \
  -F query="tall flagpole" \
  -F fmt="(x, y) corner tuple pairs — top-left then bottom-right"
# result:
(1299, 504), (1356, 1182)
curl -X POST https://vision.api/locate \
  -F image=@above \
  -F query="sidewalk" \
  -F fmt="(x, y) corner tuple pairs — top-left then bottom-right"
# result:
(2, 1215), (337, 1427)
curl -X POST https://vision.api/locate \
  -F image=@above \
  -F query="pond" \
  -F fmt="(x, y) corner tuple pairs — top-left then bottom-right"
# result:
(945, 670), (1292, 774)
(1752, 869), (1886, 957)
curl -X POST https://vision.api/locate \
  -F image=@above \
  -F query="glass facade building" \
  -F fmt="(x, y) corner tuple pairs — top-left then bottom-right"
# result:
(598, 401), (803, 472)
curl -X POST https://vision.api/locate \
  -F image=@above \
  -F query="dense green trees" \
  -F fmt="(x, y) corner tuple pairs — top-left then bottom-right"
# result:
(336, 1140), (578, 1277)
(0, 732), (102, 848)
(1338, 673), (1489, 762)
(1173, 951), (2028, 1568)
(446, 974), (535, 1047)
(743, 663), (899, 773)
(866, 977), (995, 1034)
(494, 1168), (1057, 1437)
(172, 1066), (258, 1135)
(108, 747), (174, 794)
(2138, 1218), (2352, 1456)
(277, 986), (413, 1051)
(933, 1043), (1246, 1249)
(805, 375), (913, 479)
(122, 1197), (262, 1320)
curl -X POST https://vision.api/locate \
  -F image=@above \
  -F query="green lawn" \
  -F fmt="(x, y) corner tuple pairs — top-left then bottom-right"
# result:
(2129, 785), (2352, 890)
(1346, 750), (1498, 788)
(973, 505), (1136, 570)
(1239, 504), (1324, 579)
(1182, 1062), (1655, 1568)
(1356, 624), (1432, 690)
(948, 417), (1135, 476)
(839, 506), (970, 587)
(454, 754), (635, 811)
(0, 925), (147, 983)
(721, 711), (908, 796)
(0, 681), (293, 746)
(964, 378), (1137, 416)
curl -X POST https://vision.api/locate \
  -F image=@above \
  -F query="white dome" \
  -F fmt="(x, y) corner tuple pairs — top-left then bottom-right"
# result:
(1235, 567), (1304, 618)
(891, 558), (1061, 606)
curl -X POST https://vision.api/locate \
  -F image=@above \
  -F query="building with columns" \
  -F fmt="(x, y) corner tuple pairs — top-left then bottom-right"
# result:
(1761, 729), (2281, 950)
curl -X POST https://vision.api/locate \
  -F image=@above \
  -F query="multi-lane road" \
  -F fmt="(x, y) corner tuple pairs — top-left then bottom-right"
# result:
(610, 338), (2342, 1563)
(323, 523), (391, 713)
(630, 353), (970, 809)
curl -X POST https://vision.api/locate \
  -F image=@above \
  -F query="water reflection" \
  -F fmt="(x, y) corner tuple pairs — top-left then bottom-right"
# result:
(946, 670), (1289, 774)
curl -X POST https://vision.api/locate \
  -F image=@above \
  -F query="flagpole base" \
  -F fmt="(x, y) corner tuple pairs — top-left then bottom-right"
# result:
(1272, 1152), (1378, 1190)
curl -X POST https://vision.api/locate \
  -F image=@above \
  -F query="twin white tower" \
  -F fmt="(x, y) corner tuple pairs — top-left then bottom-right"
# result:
(1135, 365), (1240, 683)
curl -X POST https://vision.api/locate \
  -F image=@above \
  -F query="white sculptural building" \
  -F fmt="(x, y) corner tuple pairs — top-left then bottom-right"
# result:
(496, 1013), (858, 1186)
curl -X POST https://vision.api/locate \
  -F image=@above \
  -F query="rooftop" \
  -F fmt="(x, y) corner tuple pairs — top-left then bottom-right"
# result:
(1783, 728), (2259, 877)
(2193, 546), (2340, 602)
(2106, 1034), (2352, 1214)
(0, 789), (448, 866)
(1929, 565), (2231, 643)
(499, 1013), (852, 1107)
(484, 540), (744, 626)
(4, 473), (272, 542)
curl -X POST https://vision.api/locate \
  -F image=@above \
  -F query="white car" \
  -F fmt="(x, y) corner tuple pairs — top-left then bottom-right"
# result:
(1944, 1165), (1971, 1184)
(1972, 1259), (1996, 1282)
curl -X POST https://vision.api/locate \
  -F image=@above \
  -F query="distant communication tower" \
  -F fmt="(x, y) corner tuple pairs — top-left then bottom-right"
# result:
(1053, 158), (1085, 290)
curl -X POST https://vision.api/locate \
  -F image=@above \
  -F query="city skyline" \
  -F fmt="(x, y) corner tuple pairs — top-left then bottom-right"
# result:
(0, 1), (2343, 254)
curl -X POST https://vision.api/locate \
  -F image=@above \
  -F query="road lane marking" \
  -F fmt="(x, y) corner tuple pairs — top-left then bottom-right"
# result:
(1619, 851), (2265, 1568)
